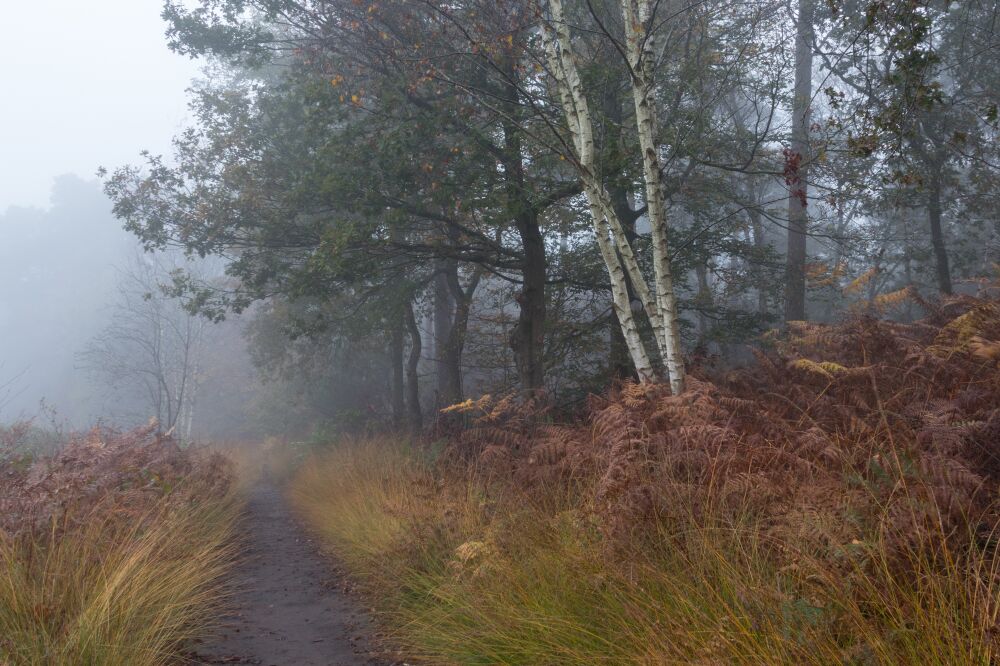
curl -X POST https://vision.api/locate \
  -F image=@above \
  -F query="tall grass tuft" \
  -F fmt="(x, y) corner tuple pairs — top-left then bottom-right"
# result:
(287, 288), (1000, 663)
(0, 499), (238, 665)
(1, 424), (240, 665)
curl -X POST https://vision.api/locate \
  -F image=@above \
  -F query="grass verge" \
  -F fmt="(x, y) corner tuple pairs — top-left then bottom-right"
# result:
(0, 497), (239, 665)
(290, 437), (998, 665)
(1, 425), (241, 666)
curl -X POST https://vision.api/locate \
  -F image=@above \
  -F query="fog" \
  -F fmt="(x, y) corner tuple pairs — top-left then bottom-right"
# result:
(1, 0), (997, 660)
(0, 177), (130, 422)
(2, 0), (996, 441)
(0, 0), (198, 426)
(0, 0), (197, 210)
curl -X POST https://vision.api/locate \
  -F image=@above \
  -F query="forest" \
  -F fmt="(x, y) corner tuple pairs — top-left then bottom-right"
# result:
(2, 0), (1000, 662)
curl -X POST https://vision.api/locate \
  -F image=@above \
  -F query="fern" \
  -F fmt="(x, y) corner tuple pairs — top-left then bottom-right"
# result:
(435, 277), (1000, 590)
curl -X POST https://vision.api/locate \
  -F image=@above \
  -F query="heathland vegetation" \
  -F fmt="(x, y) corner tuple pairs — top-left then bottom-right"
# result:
(2, 0), (999, 661)
(291, 286), (1000, 664)
(0, 424), (236, 665)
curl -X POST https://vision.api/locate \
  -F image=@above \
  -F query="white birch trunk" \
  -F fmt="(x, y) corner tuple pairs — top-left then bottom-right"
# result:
(543, 2), (655, 379)
(544, 0), (686, 391)
(593, 212), (655, 379)
(622, 0), (686, 394)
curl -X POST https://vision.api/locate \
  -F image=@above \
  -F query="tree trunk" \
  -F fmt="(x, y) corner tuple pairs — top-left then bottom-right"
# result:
(542, 6), (656, 380)
(608, 183), (639, 380)
(443, 264), (479, 405)
(403, 301), (423, 432)
(695, 262), (711, 345)
(442, 265), (483, 404)
(622, 0), (686, 393)
(784, 0), (814, 322)
(748, 206), (769, 318)
(608, 311), (632, 379)
(928, 171), (953, 294)
(593, 212), (655, 378)
(433, 263), (454, 405)
(490, 48), (549, 395)
(903, 237), (915, 322)
(546, 0), (697, 387)
(510, 218), (547, 392)
(389, 311), (405, 429)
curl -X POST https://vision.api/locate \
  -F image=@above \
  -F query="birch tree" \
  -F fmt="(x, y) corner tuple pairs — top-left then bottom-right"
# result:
(543, 0), (686, 393)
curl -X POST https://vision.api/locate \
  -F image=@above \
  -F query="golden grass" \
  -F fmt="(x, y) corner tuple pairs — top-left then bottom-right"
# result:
(0, 494), (239, 665)
(290, 437), (1000, 665)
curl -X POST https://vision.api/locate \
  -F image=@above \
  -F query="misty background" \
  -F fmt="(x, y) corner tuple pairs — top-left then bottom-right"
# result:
(0, 0), (215, 429)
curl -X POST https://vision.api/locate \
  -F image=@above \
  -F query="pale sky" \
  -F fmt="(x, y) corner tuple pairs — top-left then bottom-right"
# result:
(0, 0), (200, 211)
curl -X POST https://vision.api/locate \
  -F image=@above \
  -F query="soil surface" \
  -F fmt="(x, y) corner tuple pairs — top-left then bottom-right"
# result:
(191, 482), (393, 666)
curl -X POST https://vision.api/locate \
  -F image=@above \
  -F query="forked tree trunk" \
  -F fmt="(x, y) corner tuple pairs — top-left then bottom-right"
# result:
(543, 0), (651, 379)
(622, 0), (686, 393)
(442, 265), (483, 403)
(543, 0), (686, 391)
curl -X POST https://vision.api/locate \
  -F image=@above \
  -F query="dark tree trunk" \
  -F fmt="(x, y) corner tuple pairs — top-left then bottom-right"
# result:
(784, 0), (814, 322)
(433, 262), (454, 406)
(928, 172), (953, 294)
(441, 265), (483, 405)
(608, 312), (632, 380)
(511, 218), (547, 392)
(439, 341), (463, 406)
(389, 312), (405, 429)
(403, 301), (423, 432)
(497, 53), (547, 395)
(499, 110), (546, 392)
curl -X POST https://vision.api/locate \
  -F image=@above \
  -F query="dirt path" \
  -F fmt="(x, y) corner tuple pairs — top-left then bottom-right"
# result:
(191, 482), (392, 666)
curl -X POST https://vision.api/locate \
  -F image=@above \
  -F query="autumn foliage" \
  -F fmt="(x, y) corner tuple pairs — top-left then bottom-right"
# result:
(453, 282), (1000, 554)
(1, 422), (231, 537)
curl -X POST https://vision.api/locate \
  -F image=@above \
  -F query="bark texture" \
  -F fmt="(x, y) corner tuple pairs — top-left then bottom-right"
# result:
(543, 0), (687, 391)
(784, 0), (814, 322)
(404, 301), (423, 432)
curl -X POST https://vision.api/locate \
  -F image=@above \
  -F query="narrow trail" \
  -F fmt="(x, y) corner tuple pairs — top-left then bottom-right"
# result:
(191, 482), (392, 666)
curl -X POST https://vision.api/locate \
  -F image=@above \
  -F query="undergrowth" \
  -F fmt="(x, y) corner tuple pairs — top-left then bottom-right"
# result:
(0, 424), (238, 665)
(292, 440), (998, 665)
(291, 286), (1000, 665)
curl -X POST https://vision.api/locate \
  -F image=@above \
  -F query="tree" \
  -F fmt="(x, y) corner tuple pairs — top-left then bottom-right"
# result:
(539, 0), (790, 390)
(80, 252), (207, 436)
(814, 0), (1000, 296)
(151, 0), (590, 394)
(784, 0), (814, 321)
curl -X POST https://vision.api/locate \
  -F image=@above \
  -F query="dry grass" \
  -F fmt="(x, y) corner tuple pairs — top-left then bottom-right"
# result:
(291, 436), (999, 666)
(0, 425), (240, 665)
(0, 499), (238, 665)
